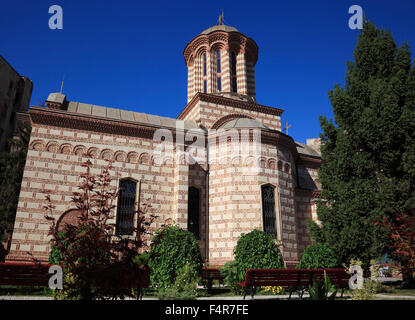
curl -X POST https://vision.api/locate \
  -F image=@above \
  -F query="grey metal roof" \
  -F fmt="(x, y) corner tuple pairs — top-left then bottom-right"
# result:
(218, 118), (269, 130)
(201, 25), (238, 35)
(66, 101), (200, 131)
(295, 141), (321, 158)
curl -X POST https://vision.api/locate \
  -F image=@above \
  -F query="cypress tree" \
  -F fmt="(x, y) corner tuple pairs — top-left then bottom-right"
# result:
(316, 21), (415, 273)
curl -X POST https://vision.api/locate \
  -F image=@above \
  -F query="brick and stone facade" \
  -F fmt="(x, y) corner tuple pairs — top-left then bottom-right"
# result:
(7, 24), (322, 267)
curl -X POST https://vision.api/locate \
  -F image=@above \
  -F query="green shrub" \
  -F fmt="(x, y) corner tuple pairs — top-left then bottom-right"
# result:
(349, 279), (377, 300)
(220, 230), (284, 294)
(148, 225), (203, 289)
(220, 260), (245, 295)
(297, 243), (338, 269)
(156, 263), (201, 300)
(234, 229), (284, 272)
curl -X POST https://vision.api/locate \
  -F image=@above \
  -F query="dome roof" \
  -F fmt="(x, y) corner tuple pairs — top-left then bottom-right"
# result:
(201, 24), (238, 35)
(219, 118), (269, 130)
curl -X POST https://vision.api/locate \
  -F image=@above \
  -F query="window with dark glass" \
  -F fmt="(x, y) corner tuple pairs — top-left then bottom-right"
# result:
(261, 185), (276, 235)
(188, 187), (200, 239)
(231, 52), (237, 92)
(231, 52), (237, 75)
(203, 53), (207, 77)
(116, 179), (137, 236)
(217, 51), (221, 73)
(232, 77), (237, 93)
(217, 77), (222, 92)
(203, 80), (207, 93)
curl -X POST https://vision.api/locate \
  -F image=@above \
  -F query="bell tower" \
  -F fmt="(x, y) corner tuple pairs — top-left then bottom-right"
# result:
(183, 24), (258, 103)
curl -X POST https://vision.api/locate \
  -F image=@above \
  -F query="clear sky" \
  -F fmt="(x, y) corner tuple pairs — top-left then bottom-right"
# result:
(1, 0), (414, 143)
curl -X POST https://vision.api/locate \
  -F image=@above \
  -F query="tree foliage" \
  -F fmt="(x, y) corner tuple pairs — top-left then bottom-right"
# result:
(44, 156), (156, 299)
(379, 211), (415, 287)
(0, 123), (30, 246)
(317, 21), (415, 271)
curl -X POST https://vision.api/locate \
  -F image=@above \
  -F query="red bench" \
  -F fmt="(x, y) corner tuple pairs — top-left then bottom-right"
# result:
(0, 262), (151, 299)
(237, 268), (350, 299)
(202, 267), (224, 288)
(0, 263), (52, 287)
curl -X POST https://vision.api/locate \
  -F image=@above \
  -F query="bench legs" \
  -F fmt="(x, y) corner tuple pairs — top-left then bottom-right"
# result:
(136, 287), (143, 300)
(242, 286), (255, 300)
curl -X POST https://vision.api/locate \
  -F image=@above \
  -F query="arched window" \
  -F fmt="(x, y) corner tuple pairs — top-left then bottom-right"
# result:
(188, 187), (200, 239)
(203, 53), (207, 77)
(217, 50), (221, 73)
(261, 185), (276, 235)
(116, 179), (137, 236)
(231, 52), (237, 92)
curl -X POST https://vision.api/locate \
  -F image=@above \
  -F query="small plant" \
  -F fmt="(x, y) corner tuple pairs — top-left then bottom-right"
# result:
(263, 286), (284, 295)
(349, 279), (377, 300)
(308, 271), (337, 300)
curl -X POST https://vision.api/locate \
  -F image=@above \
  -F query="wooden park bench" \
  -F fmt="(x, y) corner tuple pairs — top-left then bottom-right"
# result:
(0, 262), (52, 287)
(202, 267), (224, 288)
(237, 268), (350, 300)
(0, 262), (151, 299)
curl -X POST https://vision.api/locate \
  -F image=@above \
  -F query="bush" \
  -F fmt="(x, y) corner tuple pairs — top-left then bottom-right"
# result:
(234, 229), (284, 271)
(297, 243), (338, 269)
(156, 263), (201, 300)
(148, 225), (203, 289)
(220, 260), (245, 295)
(349, 279), (377, 300)
(221, 230), (284, 294)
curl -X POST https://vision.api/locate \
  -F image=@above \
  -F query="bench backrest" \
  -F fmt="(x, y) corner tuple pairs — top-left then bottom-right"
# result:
(244, 268), (349, 287)
(0, 263), (53, 287)
(0, 263), (151, 289)
(202, 268), (223, 281)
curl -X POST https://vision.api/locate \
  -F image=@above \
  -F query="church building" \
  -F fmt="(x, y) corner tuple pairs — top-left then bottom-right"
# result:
(7, 24), (322, 267)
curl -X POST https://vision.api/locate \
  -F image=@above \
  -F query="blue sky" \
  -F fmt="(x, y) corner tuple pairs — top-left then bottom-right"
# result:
(1, 0), (414, 143)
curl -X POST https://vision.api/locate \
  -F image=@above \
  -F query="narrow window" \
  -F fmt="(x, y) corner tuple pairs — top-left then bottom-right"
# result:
(217, 77), (222, 92)
(217, 51), (221, 73)
(261, 185), (276, 235)
(203, 80), (207, 93)
(232, 77), (237, 93)
(231, 52), (237, 75)
(116, 179), (137, 236)
(203, 53), (207, 77)
(231, 52), (237, 92)
(188, 187), (200, 239)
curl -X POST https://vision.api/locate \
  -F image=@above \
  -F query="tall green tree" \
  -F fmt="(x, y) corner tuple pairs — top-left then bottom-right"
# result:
(316, 22), (415, 273)
(0, 122), (30, 260)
